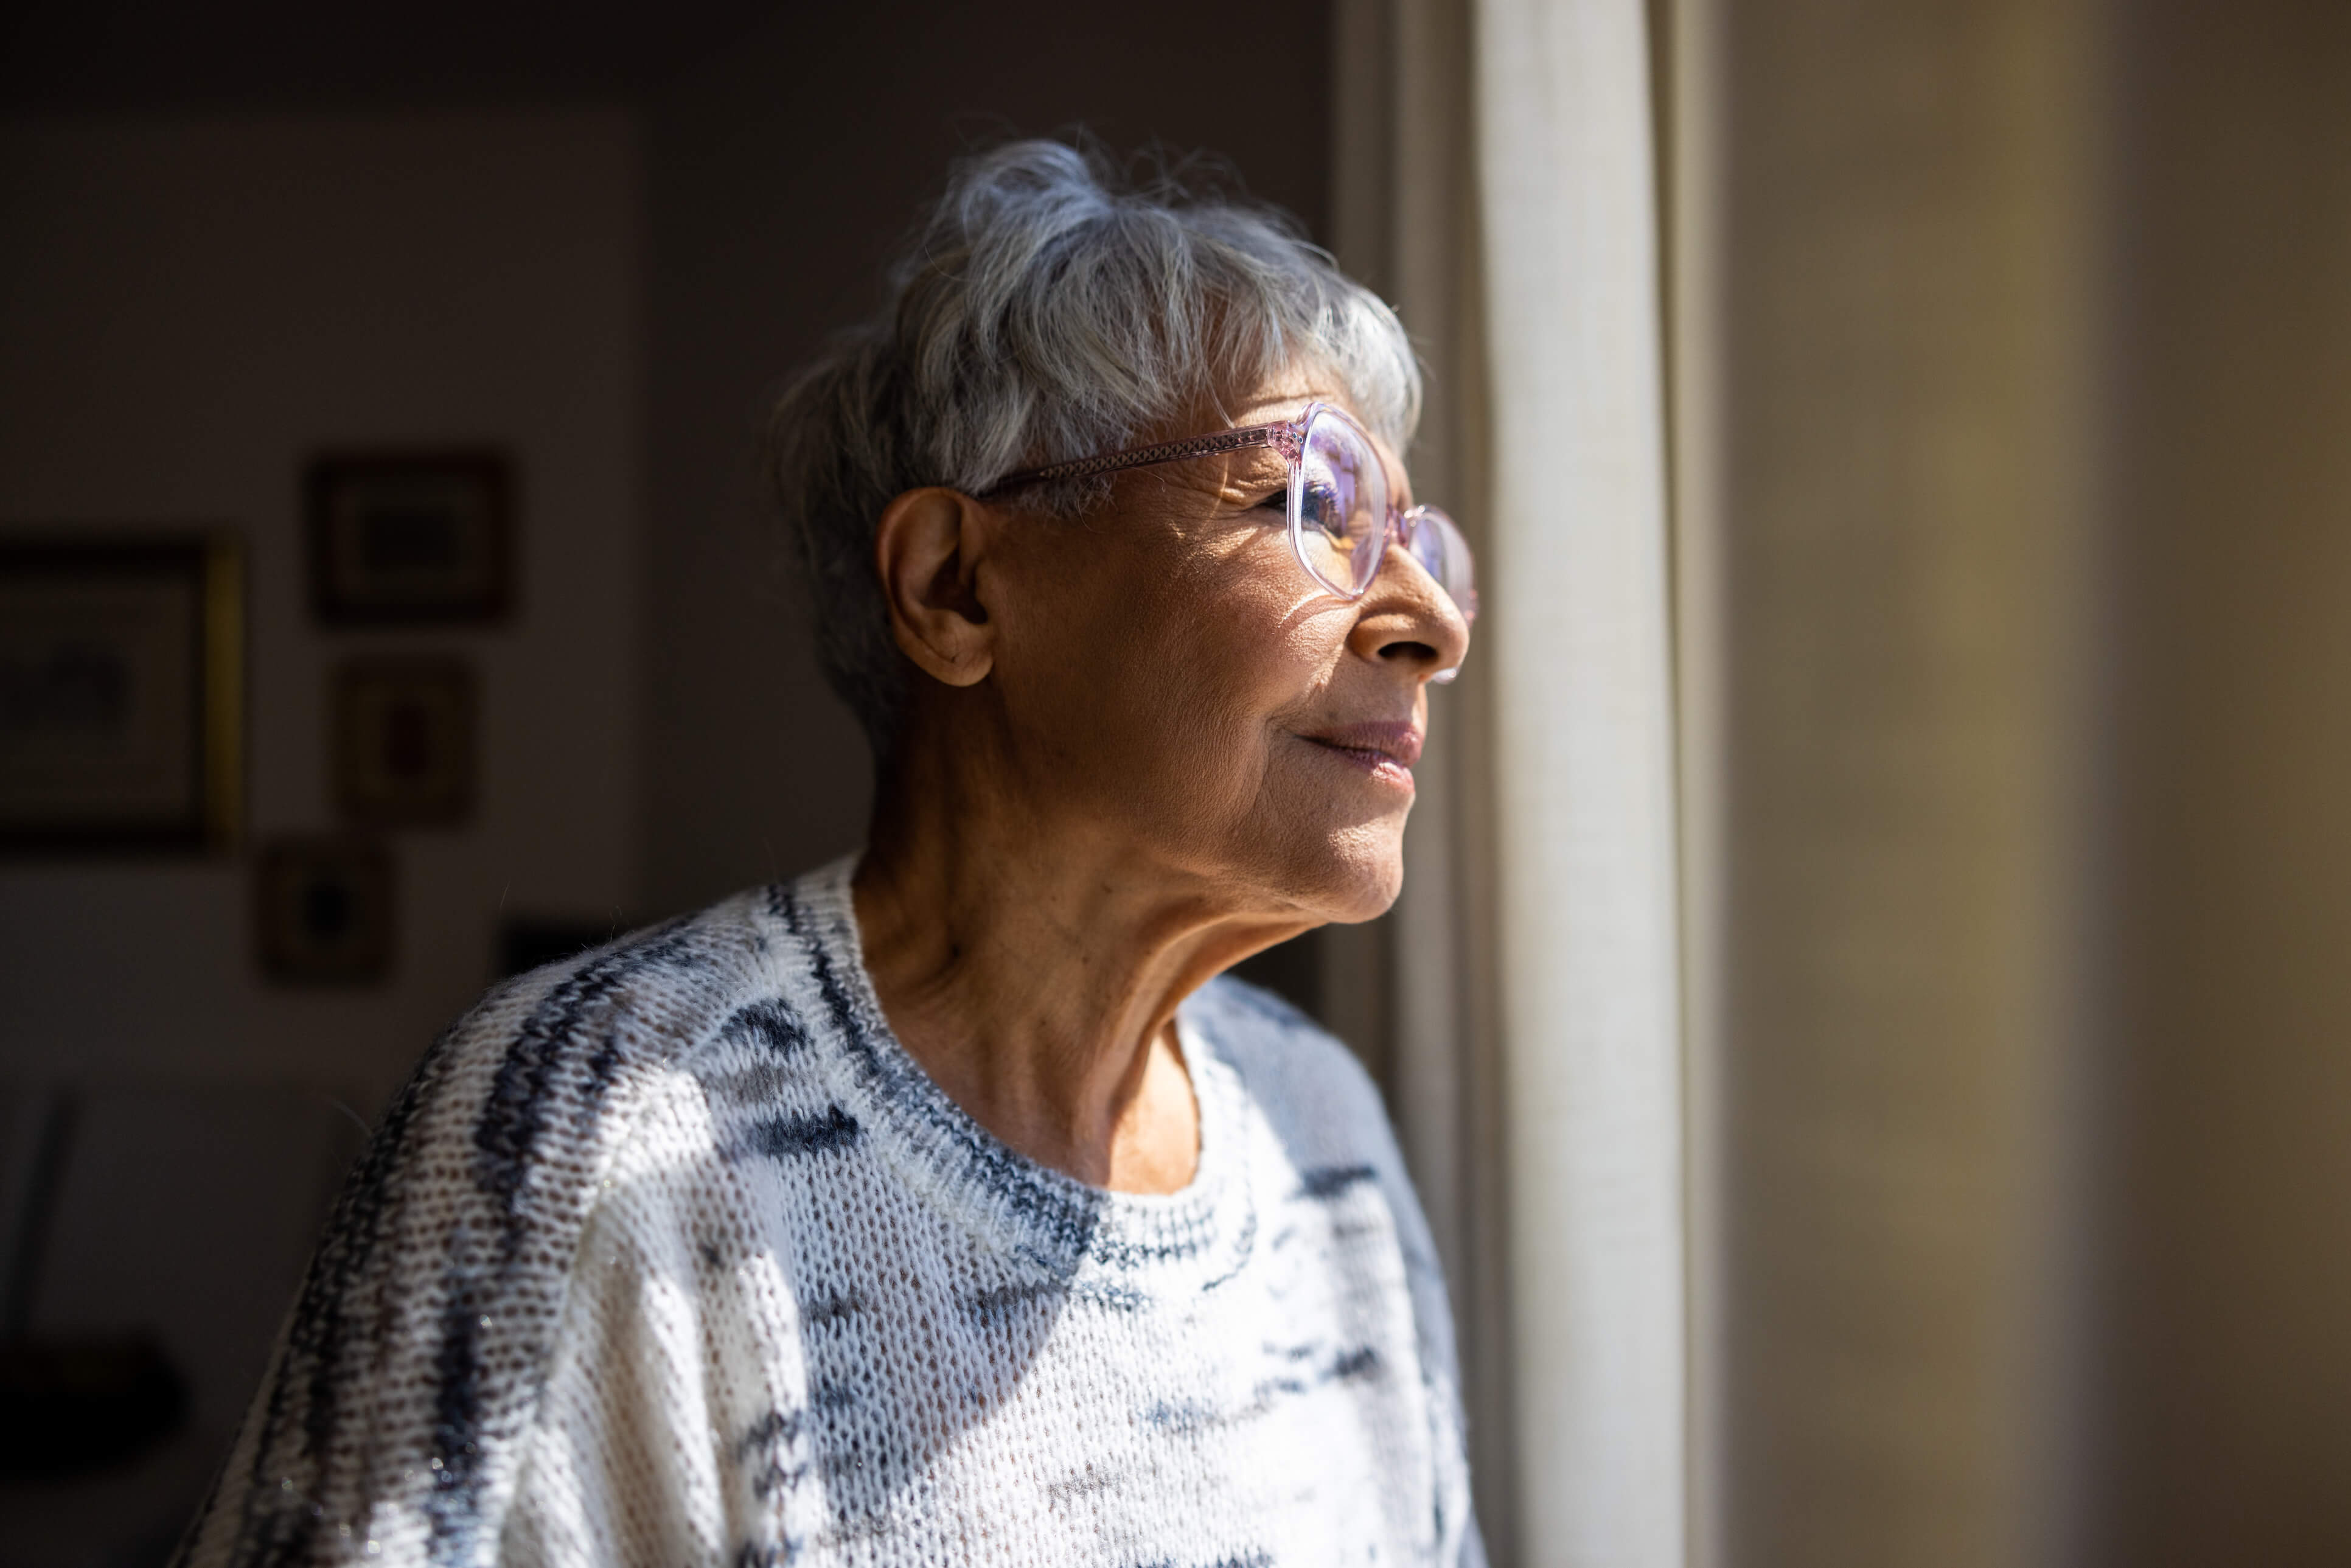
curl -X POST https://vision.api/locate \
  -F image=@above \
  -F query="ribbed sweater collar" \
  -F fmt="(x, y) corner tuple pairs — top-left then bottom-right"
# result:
(775, 857), (1258, 1298)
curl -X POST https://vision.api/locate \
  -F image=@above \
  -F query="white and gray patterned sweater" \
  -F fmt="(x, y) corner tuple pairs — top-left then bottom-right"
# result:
(178, 859), (1479, 1567)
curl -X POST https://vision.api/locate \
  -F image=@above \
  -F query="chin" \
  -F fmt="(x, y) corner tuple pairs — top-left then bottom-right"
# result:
(1289, 821), (1406, 924)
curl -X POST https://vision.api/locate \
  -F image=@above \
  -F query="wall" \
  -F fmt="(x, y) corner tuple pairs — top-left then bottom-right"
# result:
(1694, 1), (2351, 1564)
(0, 112), (641, 1111)
(1706, 1), (2102, 1563)
(2094, 2), (2351, 1561)
(635, 0), (1334, 919)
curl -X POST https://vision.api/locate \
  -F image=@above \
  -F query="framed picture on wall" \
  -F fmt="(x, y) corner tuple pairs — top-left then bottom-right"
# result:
(305, 450), (512, 625)
(256, 836), (394, 984)
(0, 532), (243, 854)
(332, 657), (476, 828)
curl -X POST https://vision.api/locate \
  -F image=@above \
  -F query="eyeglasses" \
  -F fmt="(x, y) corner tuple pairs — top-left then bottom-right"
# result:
(982, 400), (1480, 638)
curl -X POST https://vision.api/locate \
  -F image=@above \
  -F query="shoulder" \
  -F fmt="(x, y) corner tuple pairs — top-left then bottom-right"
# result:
(1184, 972), (1395, 1170)
(178, 876), (839, 1567)
(1186, 972), (1447, 1294)
(1189, 974), (1472, 1532)
(432, 887), (802, 1143)
(481, 883), (802, 1054)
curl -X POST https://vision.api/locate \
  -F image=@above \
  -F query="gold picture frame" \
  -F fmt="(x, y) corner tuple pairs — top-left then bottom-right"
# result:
(0, 532), (242, 854)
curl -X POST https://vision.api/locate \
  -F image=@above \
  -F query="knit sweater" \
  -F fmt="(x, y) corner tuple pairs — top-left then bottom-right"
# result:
(177, 859), (1479, 1567)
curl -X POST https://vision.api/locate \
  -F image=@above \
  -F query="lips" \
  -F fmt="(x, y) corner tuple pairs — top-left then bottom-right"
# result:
(1301, 719), (1424, 772)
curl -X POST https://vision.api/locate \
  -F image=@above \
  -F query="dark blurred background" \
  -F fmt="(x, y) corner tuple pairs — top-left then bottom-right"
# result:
(0, 3), (1329, 1560)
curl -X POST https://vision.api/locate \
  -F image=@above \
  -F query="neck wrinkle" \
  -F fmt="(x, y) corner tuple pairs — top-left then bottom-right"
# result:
(853, 725), (1311, 1193)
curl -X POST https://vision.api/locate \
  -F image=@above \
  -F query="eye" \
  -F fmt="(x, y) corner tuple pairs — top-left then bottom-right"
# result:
(1252, 486), (1288, 514)
(1299, 481), (1350, 542)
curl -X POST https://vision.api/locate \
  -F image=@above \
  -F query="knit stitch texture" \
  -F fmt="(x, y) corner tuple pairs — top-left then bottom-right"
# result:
(176, 859), (1480, 1566)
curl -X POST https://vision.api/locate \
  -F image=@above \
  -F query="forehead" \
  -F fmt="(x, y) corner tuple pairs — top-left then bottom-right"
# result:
(1218, 362), (1349, 429)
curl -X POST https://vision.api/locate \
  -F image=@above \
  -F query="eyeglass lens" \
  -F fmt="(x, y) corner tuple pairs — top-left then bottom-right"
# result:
(1405, 507), (1477, 620)
(1297, 409), (1390, 599)
(1295, 408), (1477, 619)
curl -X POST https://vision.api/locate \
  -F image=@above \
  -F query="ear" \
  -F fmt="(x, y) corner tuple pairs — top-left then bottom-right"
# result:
(872, 486), (1000, 688)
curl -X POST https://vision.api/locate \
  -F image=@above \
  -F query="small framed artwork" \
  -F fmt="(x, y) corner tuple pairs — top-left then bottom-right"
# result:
(305, 450), (512, 626)
(256, 837), (394, 984)
(0, 532), (243, 854)
(332, 657), (476, 828)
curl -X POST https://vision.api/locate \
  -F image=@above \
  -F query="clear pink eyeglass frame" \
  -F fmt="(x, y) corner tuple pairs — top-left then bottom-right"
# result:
(980, 400), (1480, 633)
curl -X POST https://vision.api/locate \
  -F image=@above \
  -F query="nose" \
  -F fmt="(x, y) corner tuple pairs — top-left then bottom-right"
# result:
(1345, 537), (1474, 681)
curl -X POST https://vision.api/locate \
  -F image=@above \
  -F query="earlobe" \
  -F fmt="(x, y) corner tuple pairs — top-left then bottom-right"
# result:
(874, 487), (997, 688)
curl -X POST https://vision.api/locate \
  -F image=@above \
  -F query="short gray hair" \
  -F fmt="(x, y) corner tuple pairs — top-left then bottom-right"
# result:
(767, 138), (1422, 753)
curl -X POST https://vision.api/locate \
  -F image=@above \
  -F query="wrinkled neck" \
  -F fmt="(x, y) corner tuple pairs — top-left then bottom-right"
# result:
(851, 719), (1311, 1191)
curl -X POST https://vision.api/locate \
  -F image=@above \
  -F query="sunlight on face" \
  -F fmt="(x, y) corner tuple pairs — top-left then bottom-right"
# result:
(981, 372), (1469, 926)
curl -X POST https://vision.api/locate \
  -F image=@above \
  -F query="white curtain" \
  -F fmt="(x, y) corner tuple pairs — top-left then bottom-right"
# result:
(1338, 1), (1688, 1563)
(1475, 1), (1687, 1564)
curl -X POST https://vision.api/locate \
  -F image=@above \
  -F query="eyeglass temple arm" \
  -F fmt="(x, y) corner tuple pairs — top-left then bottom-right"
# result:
(978, 421), (1303, 497)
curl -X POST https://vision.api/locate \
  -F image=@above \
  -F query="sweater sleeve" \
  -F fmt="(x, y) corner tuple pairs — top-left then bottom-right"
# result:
(171, 908), (780, 1568)
(501, 1076), (810, 1567)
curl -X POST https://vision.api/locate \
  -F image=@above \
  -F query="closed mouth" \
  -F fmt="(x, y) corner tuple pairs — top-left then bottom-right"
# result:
(1300, 720), (1423, 774)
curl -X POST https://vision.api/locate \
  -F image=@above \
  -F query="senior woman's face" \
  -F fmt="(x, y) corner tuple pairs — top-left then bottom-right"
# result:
(978, 374), (1472, 925)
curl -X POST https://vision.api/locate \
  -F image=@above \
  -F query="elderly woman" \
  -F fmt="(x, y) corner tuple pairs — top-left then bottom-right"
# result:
(182, 141), (1480, 1567)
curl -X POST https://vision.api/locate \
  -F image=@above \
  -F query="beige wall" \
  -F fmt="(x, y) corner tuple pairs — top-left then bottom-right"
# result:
(1708, 3), (2101, 1561)
(1699, 1), (2351, 1564)
(0, 113), (641, 1110)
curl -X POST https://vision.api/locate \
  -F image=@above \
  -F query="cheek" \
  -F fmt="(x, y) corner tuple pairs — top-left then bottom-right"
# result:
(1000, 535), (1341, 818)
(1158, 568), (1328, 706)
(1137, 551), (1340, 756)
